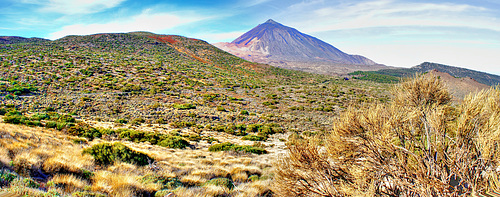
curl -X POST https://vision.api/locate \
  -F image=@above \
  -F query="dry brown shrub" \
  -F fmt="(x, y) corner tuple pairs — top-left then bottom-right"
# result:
(273, 74), (500, 196)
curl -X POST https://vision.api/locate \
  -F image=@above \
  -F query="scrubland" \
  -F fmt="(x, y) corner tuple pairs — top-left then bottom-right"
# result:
(2, 33), (497, 196)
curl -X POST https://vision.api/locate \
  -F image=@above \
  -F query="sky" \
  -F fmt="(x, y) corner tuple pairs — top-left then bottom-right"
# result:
(1, 0), (499, 75)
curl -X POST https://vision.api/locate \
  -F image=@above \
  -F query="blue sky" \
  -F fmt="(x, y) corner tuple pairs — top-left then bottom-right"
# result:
(1, 0), (499, 75)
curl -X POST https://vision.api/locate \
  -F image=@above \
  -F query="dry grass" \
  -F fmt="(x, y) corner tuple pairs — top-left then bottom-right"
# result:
(273, 74), (500, 196)
(0, 108), (277, 197)
(50, 174), (88, 193)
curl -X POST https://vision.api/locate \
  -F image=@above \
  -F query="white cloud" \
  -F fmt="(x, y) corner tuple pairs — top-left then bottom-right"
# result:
(48, 10), (207, 40)
(284, 0), (498, 33)
(36, 0), (125, 15)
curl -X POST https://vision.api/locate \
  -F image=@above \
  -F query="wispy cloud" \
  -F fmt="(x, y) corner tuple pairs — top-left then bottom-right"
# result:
(239, 0), (272, 7)
(26, 0), (126, 15)
(283, 0), (498, 33)
(48, 9), (208, 39)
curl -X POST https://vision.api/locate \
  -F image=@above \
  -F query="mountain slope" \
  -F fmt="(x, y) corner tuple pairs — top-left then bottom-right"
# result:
(374, 62), (500, 86)
(231, 19), (375, 65)
(0, 36), (49, 44)
(214, 19), (386, 75)
(425, 69), (490, 99)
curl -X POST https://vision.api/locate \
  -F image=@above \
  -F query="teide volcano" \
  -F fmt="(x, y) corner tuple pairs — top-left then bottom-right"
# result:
(214, 19), (387, 75)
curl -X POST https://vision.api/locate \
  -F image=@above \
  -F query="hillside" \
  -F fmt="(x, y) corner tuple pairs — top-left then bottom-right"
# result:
(214, 19), (387, 75)
(0, 36), (49, 44)
(425, 69), (490, 99)
(0, 32), (391, 196)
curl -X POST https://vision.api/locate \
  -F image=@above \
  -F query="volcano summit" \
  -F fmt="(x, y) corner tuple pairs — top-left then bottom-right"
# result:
(214, 19), (387, 75)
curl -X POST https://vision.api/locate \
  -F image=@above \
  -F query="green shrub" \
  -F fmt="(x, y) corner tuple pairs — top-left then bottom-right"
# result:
(240, 110), (249, 115)
(3, 115), (29, 124)
(82, 142), (152, 166)
(157, 136), (190, 149)
(118, 129), (146, 142)
(67, 123), (102, 140)
(130, 117), (145, 125)
(59, 114), (76, 123)
(24, 120), (42, 127)
(5, 109), (22, 116)
(31, 113), (50, 121)
(114, 118), (128, 124)
(185, 134), (201, 142)
(56, 122), (68, 130)
(173, 103), (196, 110)
(142, 175), (182, 190)
(170, 121), (194, 128)
(203, 137), (218, 144)
(216, 106), (226, 112)
(45, 121), (57, 128)
(204, 178), (234, 189)
(72, 138), (88, 144)
(208, 142), (267, 154)
(23, 178), (40, 188)
(246, 124), (261, 133)
(241, 135), (266, 141)
(248, 175), (260, 182)
(0, 170), (17, 183)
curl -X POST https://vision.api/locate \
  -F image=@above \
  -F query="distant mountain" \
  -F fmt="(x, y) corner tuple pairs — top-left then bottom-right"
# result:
(425, 69), (490, 99)
(0, 36), (49, 44)
(373, 62), (500, 86)
(214, 19), (387, 75)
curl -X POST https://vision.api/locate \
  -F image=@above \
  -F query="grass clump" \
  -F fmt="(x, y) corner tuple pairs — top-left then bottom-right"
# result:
(82, 142), (152, 166)
(204, 178), (234, 189)
(208, 142), (267, 154)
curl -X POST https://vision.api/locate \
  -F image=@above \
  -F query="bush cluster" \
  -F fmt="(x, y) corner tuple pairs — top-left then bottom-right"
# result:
(67, 123), (102, 140)
(118, 129), (190, 149)
(82, 142), (152, 165)
(208, 142), (267, 154)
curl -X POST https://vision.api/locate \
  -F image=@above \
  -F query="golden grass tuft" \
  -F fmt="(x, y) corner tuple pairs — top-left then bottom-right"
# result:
(231, 172), (248, 183)
(180, 175), (207, 187)
(0, 146), (10, 167)
(50, 174), (88, 193)
(202, 185), (230, 196)
(42, 146), (94, 174)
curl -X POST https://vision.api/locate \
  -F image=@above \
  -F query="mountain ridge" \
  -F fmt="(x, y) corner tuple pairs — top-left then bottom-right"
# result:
(374, 62), (500, 86)
(0, 36), (49, 44)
